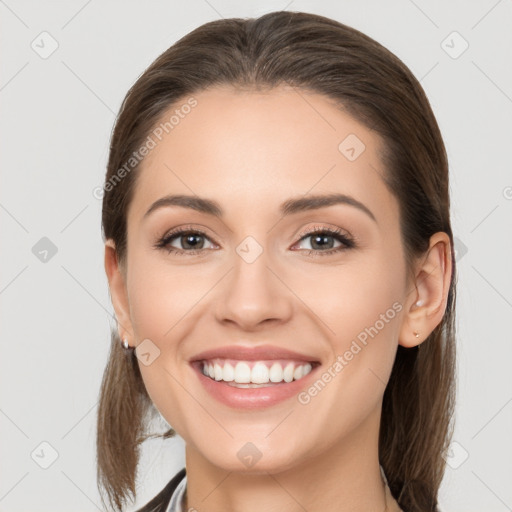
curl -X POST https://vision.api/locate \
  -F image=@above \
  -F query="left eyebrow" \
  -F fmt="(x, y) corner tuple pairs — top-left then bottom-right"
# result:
(280, 193), (377, 223)
(143, 192), (377, 224)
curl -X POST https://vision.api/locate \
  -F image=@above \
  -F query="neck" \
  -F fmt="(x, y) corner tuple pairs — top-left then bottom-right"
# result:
(183, 407), (388, 512)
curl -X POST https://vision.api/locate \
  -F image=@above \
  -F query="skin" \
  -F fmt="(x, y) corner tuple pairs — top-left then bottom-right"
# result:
(105, 84), (452, 512)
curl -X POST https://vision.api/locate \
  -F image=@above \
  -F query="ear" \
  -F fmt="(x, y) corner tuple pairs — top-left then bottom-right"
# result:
(399, 232), (453, 348)
(104, 239), (134, 343)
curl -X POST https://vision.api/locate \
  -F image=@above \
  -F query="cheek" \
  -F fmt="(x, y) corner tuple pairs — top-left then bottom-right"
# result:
(124, 252), (200, 428)
(301, 247), (406, 405)
(295, 251), (405, 346)
(126, 249), (211, 340)
(295, 261), (404, 434)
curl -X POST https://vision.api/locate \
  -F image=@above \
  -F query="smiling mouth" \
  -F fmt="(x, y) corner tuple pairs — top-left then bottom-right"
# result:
(195, 358), (321, 387)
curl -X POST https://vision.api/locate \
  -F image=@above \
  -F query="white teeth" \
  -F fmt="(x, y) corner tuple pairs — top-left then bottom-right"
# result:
(283, 362), (294, 383)
(214, 363), (223, 381)
(269, 362), (283, 382)
(251, 362), (269, 384)
(293, 365), (303, 380)
(222, 362), (235, 382)
(234, 362), (251, 383)
(201, 360), (315, 384)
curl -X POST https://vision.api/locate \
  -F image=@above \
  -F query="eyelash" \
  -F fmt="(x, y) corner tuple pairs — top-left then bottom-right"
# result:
(154, 224), (356, 258)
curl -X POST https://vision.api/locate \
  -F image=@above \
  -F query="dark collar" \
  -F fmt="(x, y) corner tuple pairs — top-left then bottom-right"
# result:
(135, 468), (187, 512)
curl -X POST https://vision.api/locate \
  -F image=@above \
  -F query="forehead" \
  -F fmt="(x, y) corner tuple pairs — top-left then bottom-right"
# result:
(128, 84), (396, 226)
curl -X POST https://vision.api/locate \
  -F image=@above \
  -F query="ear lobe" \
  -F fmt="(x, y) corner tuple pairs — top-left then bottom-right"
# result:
(398, 232), (452, 348)
(104, 239), (134, 340)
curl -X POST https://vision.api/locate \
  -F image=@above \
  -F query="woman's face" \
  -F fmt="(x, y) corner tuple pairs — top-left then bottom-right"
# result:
(118, 84), (416, 473)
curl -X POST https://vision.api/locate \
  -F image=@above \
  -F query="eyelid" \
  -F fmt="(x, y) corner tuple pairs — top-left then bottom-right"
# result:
(160, 223), (218, 242)
(295, 223), (350, 240)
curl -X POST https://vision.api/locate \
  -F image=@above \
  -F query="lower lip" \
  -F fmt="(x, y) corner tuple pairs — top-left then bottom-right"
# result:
(190, 361), (320, 409)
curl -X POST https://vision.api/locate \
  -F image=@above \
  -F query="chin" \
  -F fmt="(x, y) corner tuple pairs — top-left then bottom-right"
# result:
(196, 444), (307, 476)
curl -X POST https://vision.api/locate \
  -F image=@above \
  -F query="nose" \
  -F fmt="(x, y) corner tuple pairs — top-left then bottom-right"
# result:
(214, 249), (293, 331)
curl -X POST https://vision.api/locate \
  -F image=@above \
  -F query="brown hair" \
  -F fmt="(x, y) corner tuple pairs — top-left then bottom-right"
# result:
(97, 10), (457, 512)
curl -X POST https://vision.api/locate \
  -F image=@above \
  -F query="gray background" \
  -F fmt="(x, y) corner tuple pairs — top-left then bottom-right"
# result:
(1, 0), (511, 510)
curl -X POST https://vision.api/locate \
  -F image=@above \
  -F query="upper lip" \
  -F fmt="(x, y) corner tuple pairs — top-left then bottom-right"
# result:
(190, 344), (320, 363)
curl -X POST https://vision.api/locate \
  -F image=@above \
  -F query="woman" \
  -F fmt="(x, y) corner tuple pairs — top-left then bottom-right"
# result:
(97, 10), (456, 512)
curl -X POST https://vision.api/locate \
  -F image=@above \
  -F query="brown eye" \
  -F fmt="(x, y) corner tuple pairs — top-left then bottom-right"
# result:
(176, 232), (206, 250)
(155, 228), (216, 255)
(293, 226), (355, 256)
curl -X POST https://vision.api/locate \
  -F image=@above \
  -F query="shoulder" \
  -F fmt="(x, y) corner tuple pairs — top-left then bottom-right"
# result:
(134, 467), (187, 512)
